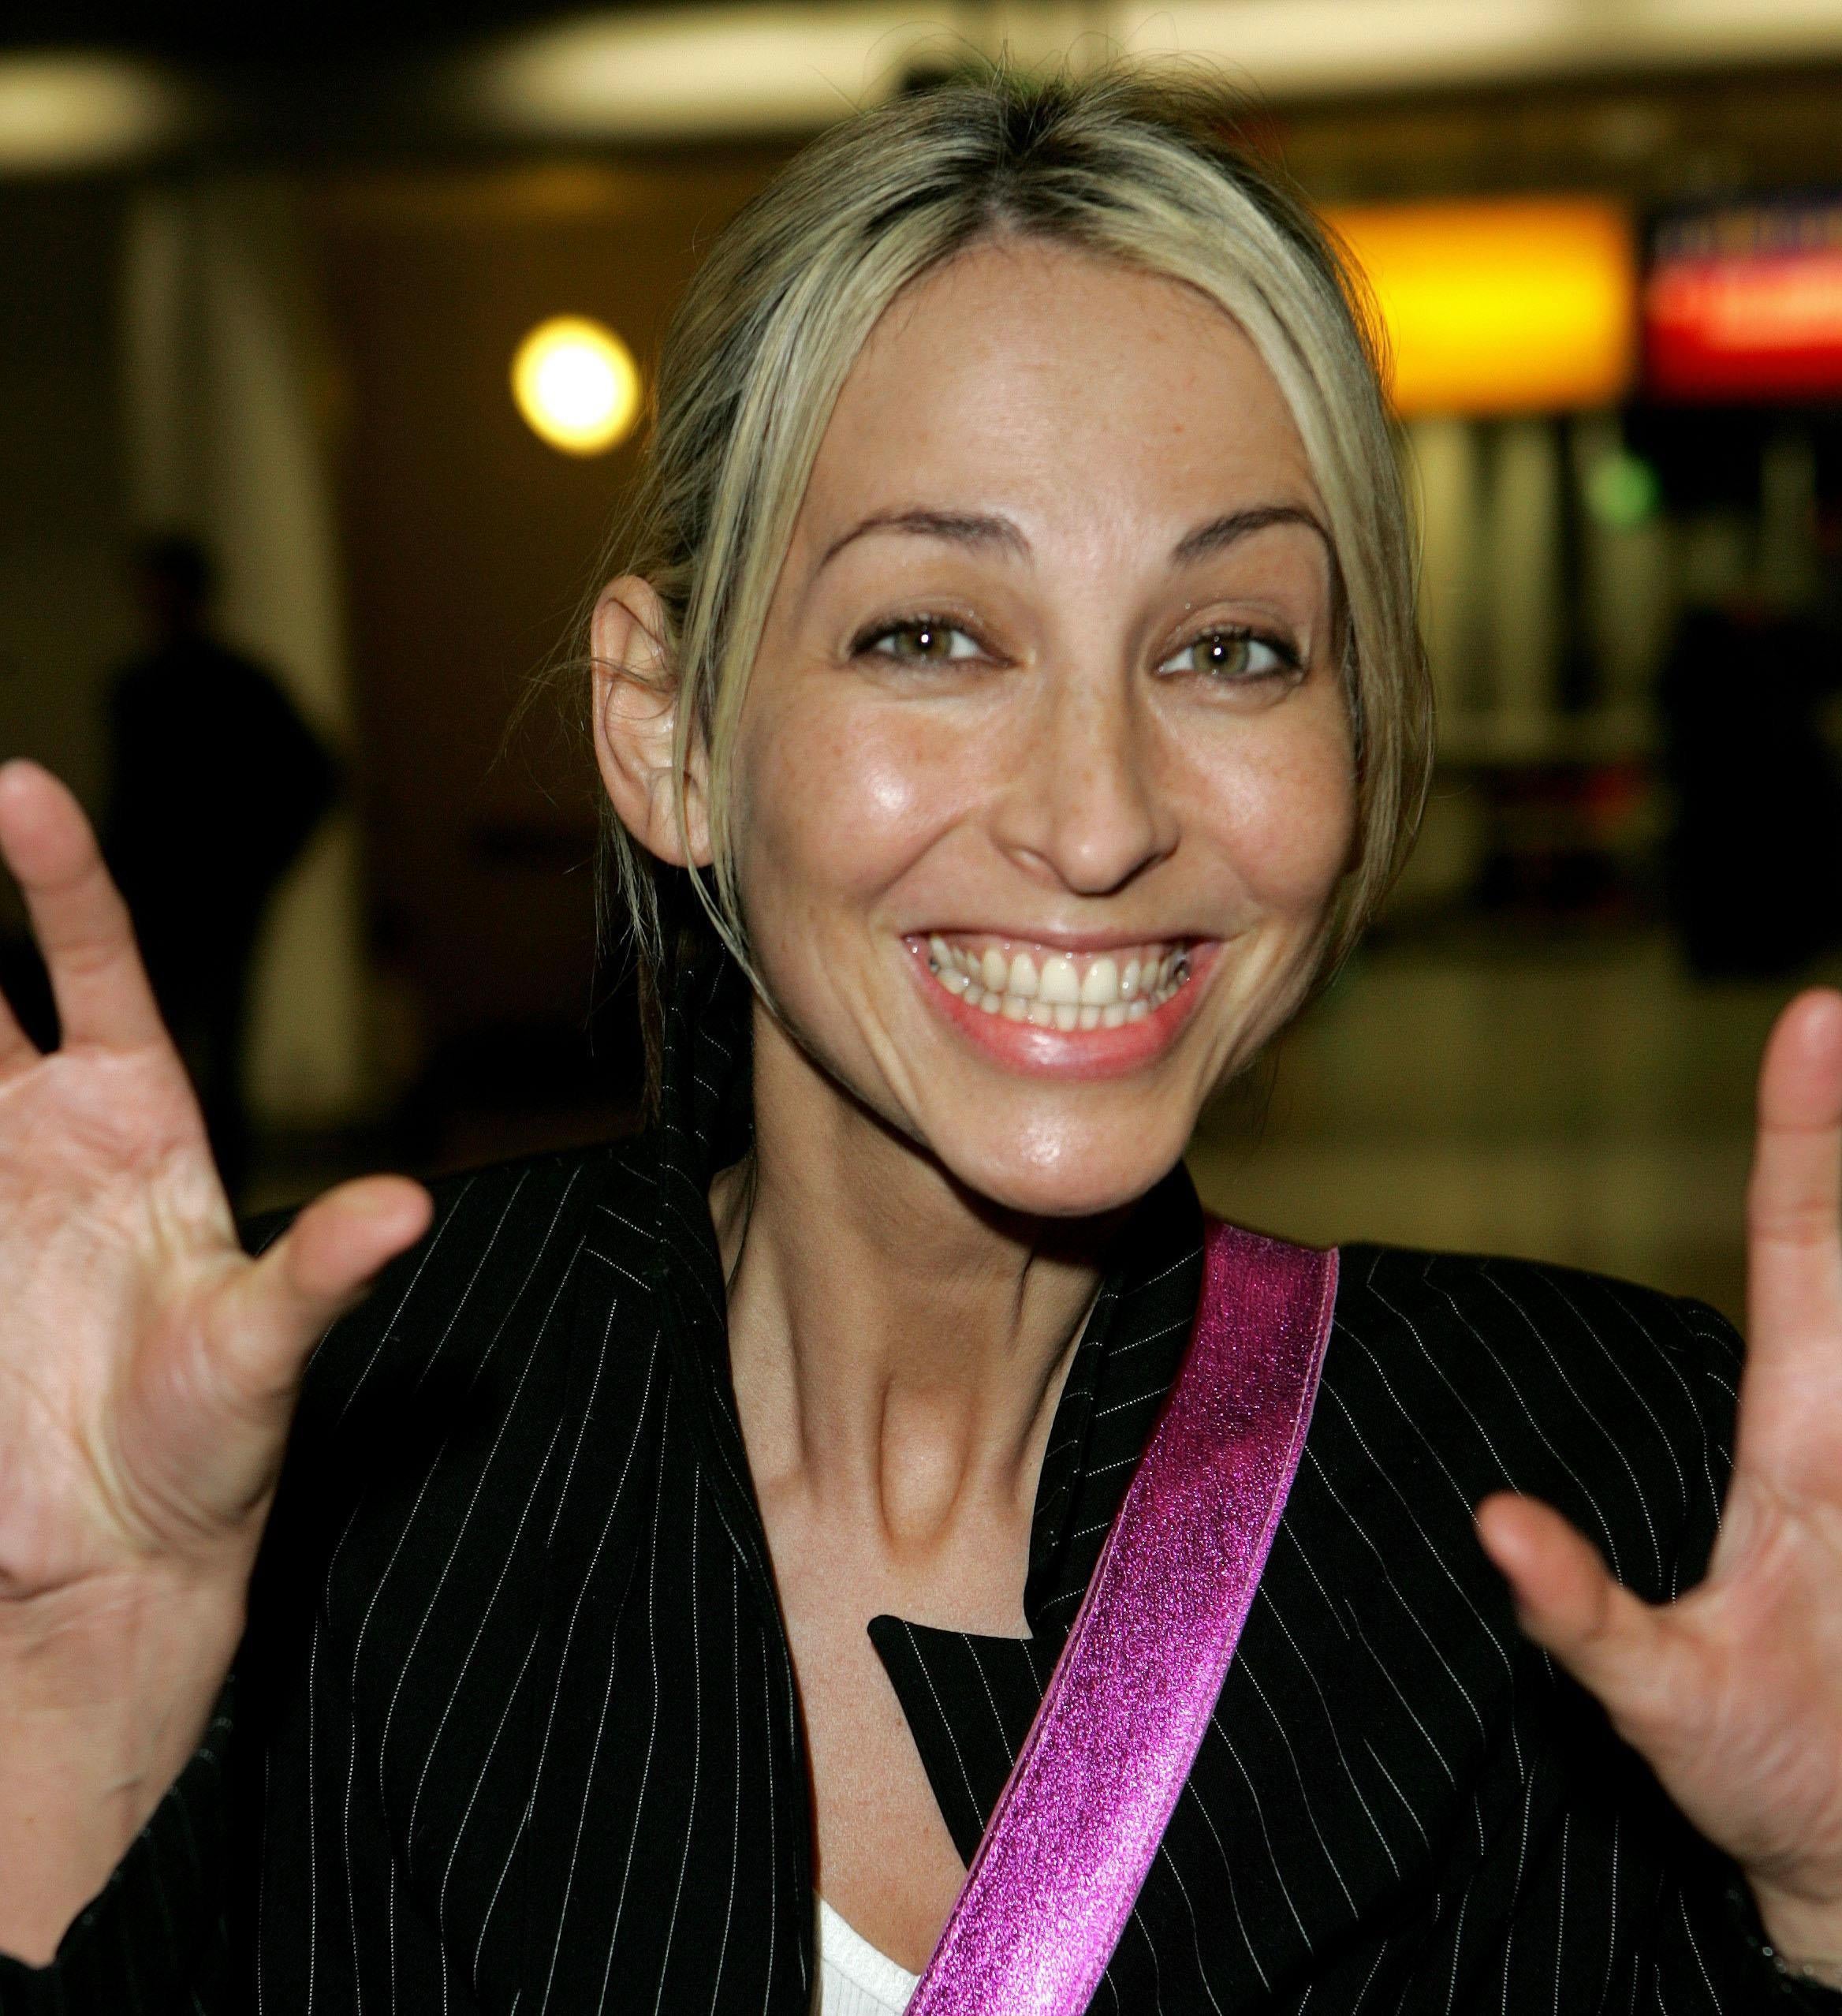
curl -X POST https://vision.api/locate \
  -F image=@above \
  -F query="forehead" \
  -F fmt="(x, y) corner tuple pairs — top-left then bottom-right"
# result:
(793, 235), (1320, 561)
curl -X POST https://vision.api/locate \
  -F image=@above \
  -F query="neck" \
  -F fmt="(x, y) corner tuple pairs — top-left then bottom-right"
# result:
(718, 1006), (1117, 1566)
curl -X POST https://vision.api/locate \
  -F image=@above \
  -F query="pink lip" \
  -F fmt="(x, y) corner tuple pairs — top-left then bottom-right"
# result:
(905, 939), (1219, 1081)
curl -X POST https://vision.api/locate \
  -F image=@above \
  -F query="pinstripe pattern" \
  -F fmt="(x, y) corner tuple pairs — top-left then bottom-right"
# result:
(2, 955), (1838, 2014)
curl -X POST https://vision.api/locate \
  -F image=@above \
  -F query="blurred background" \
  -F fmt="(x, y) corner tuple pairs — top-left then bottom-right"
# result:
(7, 0), (1842, 1317)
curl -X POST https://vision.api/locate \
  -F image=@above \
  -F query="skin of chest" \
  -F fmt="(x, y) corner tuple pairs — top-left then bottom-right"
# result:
(765, 1496), (1028, 1970)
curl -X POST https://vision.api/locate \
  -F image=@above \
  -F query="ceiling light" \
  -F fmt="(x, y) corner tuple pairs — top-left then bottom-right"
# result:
(0, 54), (191, 174)
(512, 316), (641, 456)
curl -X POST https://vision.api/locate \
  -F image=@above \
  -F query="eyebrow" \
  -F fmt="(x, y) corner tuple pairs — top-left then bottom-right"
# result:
(1169, 503), (1332, 566)
(814, 501), (1331, 577)
(816, 509), (1028, 574)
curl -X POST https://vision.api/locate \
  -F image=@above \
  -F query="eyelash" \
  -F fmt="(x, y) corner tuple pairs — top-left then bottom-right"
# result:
(851, 614), (987, 665)
(1158, 627), (1303, 682)
(849, 614), (1304, 682)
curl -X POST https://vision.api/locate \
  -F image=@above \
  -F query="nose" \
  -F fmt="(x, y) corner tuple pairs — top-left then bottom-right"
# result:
(992, 667), (1176, 898)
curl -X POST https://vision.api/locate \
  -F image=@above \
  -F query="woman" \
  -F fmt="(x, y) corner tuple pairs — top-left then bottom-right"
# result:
(1, 68), (1840, 2014)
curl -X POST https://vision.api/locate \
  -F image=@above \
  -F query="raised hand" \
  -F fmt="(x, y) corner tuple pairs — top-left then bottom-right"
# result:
(1478, 987), (1842, 1981)
(0, 760), (431, 1962)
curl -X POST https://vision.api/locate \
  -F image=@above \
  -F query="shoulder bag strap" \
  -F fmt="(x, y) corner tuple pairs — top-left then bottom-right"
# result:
(905, 1218), (1338, 2016)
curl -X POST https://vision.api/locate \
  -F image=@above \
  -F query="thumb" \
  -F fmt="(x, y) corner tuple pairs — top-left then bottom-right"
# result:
(222, 1175), (433, 1399)
(1476, 1492), (1684, 1733)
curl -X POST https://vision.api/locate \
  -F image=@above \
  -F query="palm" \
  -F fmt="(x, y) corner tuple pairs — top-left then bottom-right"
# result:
(1479, 987), (1842, 1938)
(1655, 1486), (1842, 1884)
(0, 760), (429, 1607)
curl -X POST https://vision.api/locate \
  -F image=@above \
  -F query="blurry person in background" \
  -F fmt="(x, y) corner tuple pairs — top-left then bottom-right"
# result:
(102, 534), (338, 1197)
(1660, 514), (1842, 978)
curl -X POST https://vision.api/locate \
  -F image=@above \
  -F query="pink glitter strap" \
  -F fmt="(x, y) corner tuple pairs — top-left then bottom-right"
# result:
(906, 1219), (1338, 2016)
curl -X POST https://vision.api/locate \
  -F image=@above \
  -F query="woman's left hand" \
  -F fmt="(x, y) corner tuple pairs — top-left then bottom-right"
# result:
(1478, 987), (1842, 1976)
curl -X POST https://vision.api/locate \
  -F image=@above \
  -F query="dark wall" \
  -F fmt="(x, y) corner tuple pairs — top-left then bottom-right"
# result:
(315, 155), (783, 1087)
(0, 185), (133, 865)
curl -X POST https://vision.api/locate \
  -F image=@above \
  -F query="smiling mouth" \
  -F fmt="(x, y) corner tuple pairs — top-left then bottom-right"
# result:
(919, 933), (1194, 1029)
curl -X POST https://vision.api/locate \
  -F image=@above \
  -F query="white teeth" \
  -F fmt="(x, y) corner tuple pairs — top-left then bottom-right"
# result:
(929, 939), (1194, 1029)
(1039, 954), (1080, 1004)
(1079, 957), (1118, 1006)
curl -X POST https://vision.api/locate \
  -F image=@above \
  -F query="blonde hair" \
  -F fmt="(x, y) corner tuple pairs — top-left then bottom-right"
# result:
(589, 62), (1432, 1081)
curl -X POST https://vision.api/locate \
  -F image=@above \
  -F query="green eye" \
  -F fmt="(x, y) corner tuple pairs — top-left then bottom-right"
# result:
(1158, 629), (1299, 680)
(860, 619), (983, 663)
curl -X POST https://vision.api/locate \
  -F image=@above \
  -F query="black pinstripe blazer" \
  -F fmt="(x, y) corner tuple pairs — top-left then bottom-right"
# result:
(4, 957), (1838, 2014)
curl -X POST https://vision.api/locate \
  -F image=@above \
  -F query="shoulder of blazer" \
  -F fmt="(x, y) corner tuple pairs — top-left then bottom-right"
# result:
(292, 1141), (645, 1391)
(1323, 1242), (1743, 1603)
(243, 1139), (664, 1677)
(251, 1141), (654, 1535)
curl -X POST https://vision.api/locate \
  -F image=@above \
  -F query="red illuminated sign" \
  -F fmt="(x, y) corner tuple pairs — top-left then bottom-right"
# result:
(1646, 200), (1842, 401)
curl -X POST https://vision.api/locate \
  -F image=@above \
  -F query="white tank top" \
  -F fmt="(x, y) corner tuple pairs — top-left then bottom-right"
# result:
(816, 1898), (920, 2016)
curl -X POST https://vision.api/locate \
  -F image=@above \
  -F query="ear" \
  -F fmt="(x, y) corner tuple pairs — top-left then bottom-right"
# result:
(591, 576), (712, 868)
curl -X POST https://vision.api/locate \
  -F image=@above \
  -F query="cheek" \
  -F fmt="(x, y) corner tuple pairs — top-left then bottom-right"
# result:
(731, 689), (960, 936)
(1199, 709), (1356, 920)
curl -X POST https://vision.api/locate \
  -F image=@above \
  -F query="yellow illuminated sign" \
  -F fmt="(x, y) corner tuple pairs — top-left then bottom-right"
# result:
(511, 315), (641, 455)
(1326, 200), (1638, 416)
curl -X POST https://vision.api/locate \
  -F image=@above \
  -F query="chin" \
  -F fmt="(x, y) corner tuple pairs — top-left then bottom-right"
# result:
(939, 1126), (1184, 1222)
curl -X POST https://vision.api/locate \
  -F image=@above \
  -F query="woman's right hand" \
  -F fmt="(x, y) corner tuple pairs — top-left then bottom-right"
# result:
(0, 760), (431, 1962)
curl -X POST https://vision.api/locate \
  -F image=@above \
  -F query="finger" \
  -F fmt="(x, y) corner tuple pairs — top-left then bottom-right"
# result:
(1746, 988), (1842, 1370)
(220, 1175), (434, 1399)
(0, 761), (166, 1051)
(1476, 1493), (1686, 1732)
